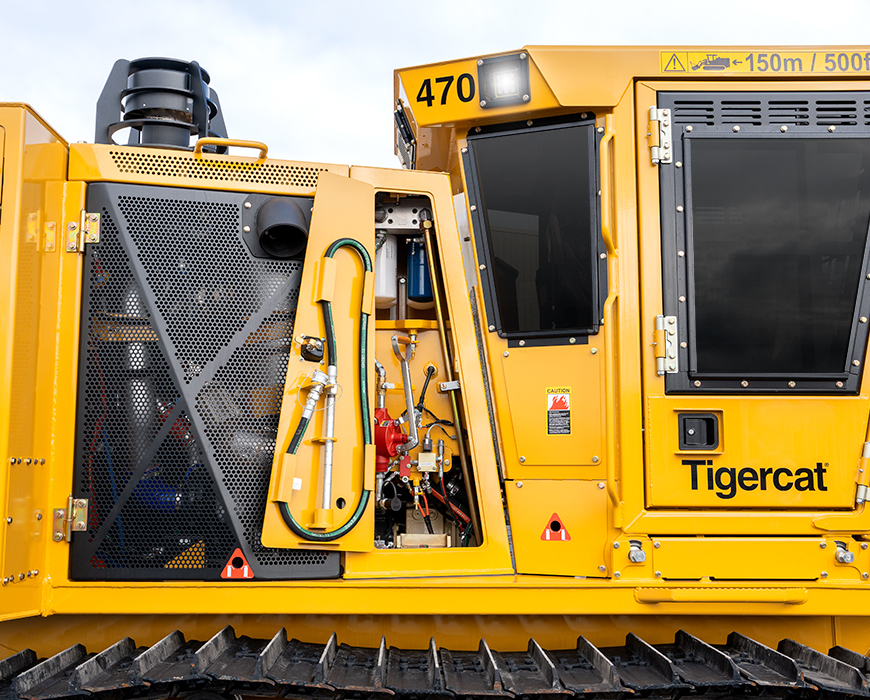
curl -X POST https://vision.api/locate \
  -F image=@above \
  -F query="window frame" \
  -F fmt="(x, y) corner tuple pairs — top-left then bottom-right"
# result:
(660, 91), (870, 394)
(463, 114), (606, 347)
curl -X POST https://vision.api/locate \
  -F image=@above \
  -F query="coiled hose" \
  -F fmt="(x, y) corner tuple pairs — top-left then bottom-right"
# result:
(280, 238), (373, 542)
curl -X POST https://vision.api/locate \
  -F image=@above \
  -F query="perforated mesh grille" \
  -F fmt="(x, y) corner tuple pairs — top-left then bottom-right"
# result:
(671, 92), (870, 128)
(109, 150), (328, 187)
(72, 183), (336, 580)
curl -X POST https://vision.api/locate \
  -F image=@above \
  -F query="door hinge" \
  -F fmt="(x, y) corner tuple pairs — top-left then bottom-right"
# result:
(52, 496), (88, 542)
(857, 442), (870, 505)
(654, 315), (679, 375)
(65, 210), (101, 253)
(648, 106), (673, 165)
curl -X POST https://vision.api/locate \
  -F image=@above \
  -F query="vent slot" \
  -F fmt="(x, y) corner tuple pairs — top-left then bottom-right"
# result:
(721, 100), (762, 125)
(673, 100), (715, 125)
(816, 100), (858, 125)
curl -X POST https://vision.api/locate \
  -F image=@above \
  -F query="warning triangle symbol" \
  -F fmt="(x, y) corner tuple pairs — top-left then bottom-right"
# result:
(221, 547), (255, 579)
(541, 513), (571, 541)
(663, 54), (686, 72)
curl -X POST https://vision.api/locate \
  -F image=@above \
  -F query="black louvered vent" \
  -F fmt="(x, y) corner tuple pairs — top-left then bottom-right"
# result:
(669, 92), (869, 129)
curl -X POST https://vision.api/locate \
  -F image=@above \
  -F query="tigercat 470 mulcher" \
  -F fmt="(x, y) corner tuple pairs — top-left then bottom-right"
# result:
(7, 45), (870, 699)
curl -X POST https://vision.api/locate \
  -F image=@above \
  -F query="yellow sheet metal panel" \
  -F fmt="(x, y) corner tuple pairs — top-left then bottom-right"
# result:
(653, 537), (867, 581)
(646, 396), (868, 509)
(501, 345), (604, 473)
(0, 106), (68, 621)
(263, 172), (375, 551)
(69, 143), (349, 196)
(0, 611), (841, 659)
(505, 479), (607, 576)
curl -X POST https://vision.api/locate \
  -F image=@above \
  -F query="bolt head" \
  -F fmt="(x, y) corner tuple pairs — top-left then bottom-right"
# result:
(74, 522), (86, 531)
(503, 351), (509, 357)
(479, 101), (487, 108)
(461, 147), (468, 154)
(244, 202), (252, 209)
(864, 572), (869, 579)
(597, 482), (605, 489)
(694, 380), (702, 387)
(54, 509), (65, 518)
(598, 565), (606, 573)
(862, 543), (868, 550)
(52, 532), (63, 542)
(569, 337), (576, 344)
(470, 205), (477, 212)
(35, 513), (42, 521)
(592, 456), (600, 463)
(654, 541), (661, 548)
(590, 348), (598, 354)
(74, 499), (86, 509)
(519, 456), (525, 463)
(820, 541), (828, 548)
(686, 125), (693, 132)
(68, 222), (76, 230)
(5, 517), (10, 524)
(613, 542), (620, 549)
(516, 481), (523, 488)
(733, 125), (740, 132)
(788, 381), (796, 388)
(488, 325), (495, 332)
(655, 571), (662, 577)
(675, 161), (683, 168)
(522, 95), (530, 102)
(477, 59), (484, 66)
(614, 571), (621, 578)
(781, 125), (788, 132)
(821, 571), (828, 578)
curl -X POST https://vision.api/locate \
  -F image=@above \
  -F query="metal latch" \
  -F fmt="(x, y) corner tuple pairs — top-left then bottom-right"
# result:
(52, 496), (88, 542)
(438, 380), (461, 393)
(654, 315), (679, 375)
(65, 211), (101, 253)
(648, 107), (673, 165)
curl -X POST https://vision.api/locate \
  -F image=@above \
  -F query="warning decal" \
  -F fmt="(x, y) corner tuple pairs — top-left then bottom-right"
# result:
(661, 50), (870, 75)
(221, 548), (254, 579)
(547, 387), (571, 435)
(541, 513), (571, 541)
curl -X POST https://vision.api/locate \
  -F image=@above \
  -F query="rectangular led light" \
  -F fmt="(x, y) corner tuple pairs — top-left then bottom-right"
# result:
(477, 52), (531, 109)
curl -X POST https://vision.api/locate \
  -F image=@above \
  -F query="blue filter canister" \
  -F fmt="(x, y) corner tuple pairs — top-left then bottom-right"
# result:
(407, 238), (433, 304)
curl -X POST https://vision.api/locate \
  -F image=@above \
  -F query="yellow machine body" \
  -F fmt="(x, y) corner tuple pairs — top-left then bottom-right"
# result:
(6, 46), (870, 662)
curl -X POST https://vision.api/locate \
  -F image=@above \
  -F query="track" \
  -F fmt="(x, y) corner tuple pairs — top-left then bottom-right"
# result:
(3, 627), (870, 700)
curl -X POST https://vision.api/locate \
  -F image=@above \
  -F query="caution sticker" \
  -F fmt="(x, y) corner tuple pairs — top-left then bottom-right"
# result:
(546, 387), (571, 435)
(661, 50), (870, 75)
(541, 512), (571, 541)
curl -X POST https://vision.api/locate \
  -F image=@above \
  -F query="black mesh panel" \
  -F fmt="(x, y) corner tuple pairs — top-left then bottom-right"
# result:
(71, 183), (339, 580)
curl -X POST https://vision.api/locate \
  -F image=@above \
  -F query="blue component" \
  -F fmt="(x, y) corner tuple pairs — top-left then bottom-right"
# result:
(133, 467), (182, 512)
(407, 238), (433, 303)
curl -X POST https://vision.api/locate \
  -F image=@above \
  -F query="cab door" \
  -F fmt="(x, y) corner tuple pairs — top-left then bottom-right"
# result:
(635, 82), (870, 529)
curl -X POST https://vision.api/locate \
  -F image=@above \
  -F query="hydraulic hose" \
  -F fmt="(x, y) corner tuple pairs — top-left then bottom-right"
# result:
(280, 238), (373, 542)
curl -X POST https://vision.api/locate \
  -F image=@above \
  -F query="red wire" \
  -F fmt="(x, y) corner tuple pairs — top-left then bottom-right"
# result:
(421, 491), (430, 516)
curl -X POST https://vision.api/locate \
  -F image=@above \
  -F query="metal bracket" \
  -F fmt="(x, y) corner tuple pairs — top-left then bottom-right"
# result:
(648, 106), (673, 165)
(438, 380), (461, 392)
(65, 211), (101, 253)
(52, 496), (88, 543)
(654, 315), (679, 375)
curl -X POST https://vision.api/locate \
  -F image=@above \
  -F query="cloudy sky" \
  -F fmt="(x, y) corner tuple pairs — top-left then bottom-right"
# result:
(3, 0), (869, 168)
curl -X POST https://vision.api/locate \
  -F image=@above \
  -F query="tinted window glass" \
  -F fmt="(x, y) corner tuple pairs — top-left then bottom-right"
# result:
(689, 138), (870, 374)
(471, 125), (596, 334)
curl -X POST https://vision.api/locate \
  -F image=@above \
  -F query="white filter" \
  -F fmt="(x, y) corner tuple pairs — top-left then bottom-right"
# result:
(375, 234), (398, 308)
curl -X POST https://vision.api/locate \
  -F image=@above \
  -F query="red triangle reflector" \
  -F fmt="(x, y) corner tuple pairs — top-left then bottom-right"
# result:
(221, 548), (254, 579)
(541, 512), (571, 541)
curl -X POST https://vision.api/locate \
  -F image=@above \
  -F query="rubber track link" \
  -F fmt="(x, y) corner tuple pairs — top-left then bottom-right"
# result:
(4, 627), (870, 700)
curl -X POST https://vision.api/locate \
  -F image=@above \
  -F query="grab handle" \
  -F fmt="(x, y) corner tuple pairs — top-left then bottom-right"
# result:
(193, 138), (268, 159)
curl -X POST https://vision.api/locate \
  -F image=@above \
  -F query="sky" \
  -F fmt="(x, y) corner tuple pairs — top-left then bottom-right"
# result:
(3, 0), (870, 168)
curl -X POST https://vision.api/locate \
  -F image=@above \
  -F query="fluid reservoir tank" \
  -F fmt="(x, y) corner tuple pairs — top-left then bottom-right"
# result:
(375, 233), (398, 309)
(407, 237), (434, 309)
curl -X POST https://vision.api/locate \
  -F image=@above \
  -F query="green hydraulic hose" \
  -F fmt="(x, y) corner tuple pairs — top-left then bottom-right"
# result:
(280, 238), (373, 542)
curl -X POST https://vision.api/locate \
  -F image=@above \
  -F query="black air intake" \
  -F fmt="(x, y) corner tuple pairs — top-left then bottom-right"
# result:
(95, 57), (228, 150)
